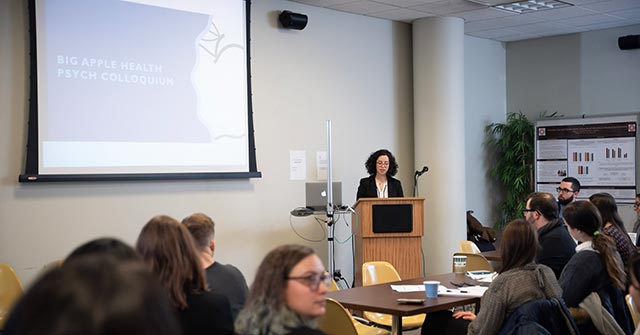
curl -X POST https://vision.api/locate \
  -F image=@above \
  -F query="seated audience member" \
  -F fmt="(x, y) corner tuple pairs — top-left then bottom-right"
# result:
(137, 215), (235, 335)
(560, 200), (633, 334)
(182, 212), (249, 321)
(590, 192), (637, 266)
(524, 192), (576, 278)
(421, 219), (563, 335)
(632, 194), (640, 247)
(629, 254), (640, 335)
(235, 244), (329, 335)
(4, 255), (180, 335)
(66, 236), (140, 261)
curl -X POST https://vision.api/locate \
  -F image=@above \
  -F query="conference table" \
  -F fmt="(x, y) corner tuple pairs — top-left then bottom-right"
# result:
(326, 273), (483, 335)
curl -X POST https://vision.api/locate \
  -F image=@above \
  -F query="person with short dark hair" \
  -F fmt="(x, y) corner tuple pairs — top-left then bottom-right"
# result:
(4, 255), (180, 335)
(560, 200), (632, 334)
(182, 212), (249, 321)
(356, 149), (403, 200)
(589, 192), (637, 266)
(524, 192), (576, 278)
(557, 177), (581, 214)
(137, 215), (234, 335)
(235, 244), (329, 335)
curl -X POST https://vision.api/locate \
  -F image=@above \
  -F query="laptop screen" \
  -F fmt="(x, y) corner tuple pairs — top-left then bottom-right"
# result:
(305, 181), (342, 211)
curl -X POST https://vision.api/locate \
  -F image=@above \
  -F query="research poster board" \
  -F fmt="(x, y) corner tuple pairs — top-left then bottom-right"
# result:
(535, 115), (638, 203)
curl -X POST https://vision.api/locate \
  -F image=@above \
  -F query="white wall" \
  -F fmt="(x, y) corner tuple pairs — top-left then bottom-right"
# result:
(506, 24), (640, 228)
(464, 36), (506, 228)
(507, 24), (640, 119)
(0, 0), (414, 286)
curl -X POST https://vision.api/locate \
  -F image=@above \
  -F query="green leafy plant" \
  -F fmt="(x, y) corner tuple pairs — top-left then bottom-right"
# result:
(485, 112), (535, 229)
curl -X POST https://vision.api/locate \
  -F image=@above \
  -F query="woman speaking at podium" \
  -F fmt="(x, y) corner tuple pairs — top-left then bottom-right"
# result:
(356, 149), (404, 200)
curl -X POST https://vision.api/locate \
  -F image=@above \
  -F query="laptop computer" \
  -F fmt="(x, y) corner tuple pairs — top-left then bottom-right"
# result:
(305, 181), (342, 211)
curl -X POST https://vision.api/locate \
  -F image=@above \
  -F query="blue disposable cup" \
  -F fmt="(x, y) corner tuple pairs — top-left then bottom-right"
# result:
(424, 280), (439, 298)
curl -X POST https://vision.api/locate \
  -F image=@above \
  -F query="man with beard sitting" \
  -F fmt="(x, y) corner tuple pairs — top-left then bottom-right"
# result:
(557, 177), (580, 217)
(524, 192), (576, 279)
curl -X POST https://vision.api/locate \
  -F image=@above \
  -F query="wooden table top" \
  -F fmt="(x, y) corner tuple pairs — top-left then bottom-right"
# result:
(326, 273), (482, 317)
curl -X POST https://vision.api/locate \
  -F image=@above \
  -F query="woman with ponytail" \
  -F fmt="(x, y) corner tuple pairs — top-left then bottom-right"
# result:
(560, 200), (632, 334)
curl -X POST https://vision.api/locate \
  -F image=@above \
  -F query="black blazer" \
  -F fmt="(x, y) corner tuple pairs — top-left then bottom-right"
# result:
(356, 175), (404, 200)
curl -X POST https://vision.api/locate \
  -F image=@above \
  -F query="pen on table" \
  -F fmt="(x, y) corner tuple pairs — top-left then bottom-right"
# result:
(446, 289), (469, 293)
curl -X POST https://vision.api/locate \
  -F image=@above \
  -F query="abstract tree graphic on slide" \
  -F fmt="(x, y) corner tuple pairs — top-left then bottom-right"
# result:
(193, 18), (247, 142)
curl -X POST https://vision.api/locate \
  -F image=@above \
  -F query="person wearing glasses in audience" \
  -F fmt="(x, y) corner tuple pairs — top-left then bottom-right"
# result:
(356, 149), (404, 200)
(523, 192), (576, 279)
(557, 177), (581, 216)
(632, 194), (640, 247)
(235, 244), (329, 335)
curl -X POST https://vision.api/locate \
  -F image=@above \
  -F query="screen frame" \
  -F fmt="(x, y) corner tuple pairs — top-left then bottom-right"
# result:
(19, 0), (261, 182)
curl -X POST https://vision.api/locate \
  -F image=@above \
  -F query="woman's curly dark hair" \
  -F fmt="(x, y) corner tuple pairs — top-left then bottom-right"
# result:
(364, 149), (398, 176)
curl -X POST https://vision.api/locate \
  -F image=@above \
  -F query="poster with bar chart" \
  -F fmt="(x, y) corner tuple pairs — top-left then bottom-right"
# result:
(535, 115), (637, 203)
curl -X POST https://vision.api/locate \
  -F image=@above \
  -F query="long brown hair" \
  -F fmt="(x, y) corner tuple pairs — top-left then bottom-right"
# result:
(499, 219), (538, 273)
(563, 201), (626, 290)
(589, 193), (634, 245)
(136, 215), (207, 309)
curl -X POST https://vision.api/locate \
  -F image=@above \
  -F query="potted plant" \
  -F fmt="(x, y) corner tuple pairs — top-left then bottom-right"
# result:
(485, 112), (535, 229)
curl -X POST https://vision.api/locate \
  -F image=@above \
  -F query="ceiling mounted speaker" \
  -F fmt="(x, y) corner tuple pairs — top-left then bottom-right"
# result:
(279, 10), (308, 30)
(619, 35), (640, 50)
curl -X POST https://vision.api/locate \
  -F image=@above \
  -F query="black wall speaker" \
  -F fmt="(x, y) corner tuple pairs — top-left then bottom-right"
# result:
(618, 35), (640, 50)
(279, 10), (308, 30)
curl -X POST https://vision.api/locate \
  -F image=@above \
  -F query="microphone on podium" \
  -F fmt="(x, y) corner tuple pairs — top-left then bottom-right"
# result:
(415, 166), (429, 177)
(413, 165), (429, 197)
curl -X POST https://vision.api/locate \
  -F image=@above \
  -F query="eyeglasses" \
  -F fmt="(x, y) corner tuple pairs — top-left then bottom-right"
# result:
(634, 203), (640, 208)
(556, 187), (574, 194)
(376, 161), (389, 166)
(287, 272), (332, 292)
(522, 208), (537, 215)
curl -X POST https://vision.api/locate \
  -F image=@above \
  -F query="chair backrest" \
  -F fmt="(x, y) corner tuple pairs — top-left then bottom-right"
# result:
(329, 279), (340, 292)
(362, 261), (401, 286)
(626, 294), (640, 329)
(458, 240), (481, 254)
(0, 263), (24, 329)
(452, 252), (493, 272)
(317, 298), (359, 335)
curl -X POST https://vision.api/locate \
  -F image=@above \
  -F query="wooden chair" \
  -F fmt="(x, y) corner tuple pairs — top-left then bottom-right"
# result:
(452, 252), (493, 272)
(626, 294), (640, 329)
(458, 240), (481, 254)
(362, 261), (425, 330)
(318, 298), (390, 335)
(0, 263), (24, 329)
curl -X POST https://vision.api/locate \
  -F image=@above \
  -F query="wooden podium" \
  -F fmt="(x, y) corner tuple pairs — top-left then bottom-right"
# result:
(353, 197), (424, 286)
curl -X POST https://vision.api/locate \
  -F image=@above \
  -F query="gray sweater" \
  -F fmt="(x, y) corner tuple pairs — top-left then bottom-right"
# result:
(468, 263), (562, 335)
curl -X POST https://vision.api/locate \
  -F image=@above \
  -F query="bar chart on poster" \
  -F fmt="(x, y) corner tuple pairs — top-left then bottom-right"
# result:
(535, 115), (637, 203)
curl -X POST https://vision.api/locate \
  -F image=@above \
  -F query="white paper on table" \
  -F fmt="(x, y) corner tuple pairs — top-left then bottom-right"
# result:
(437, 285), (488, 297)
(390, 285), (425, 292)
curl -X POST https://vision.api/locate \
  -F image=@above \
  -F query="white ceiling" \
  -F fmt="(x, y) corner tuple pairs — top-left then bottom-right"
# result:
(286, 0), (640, 42)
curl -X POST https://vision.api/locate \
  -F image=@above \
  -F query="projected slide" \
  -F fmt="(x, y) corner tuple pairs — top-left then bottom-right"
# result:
(35, 0), (250, 174)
